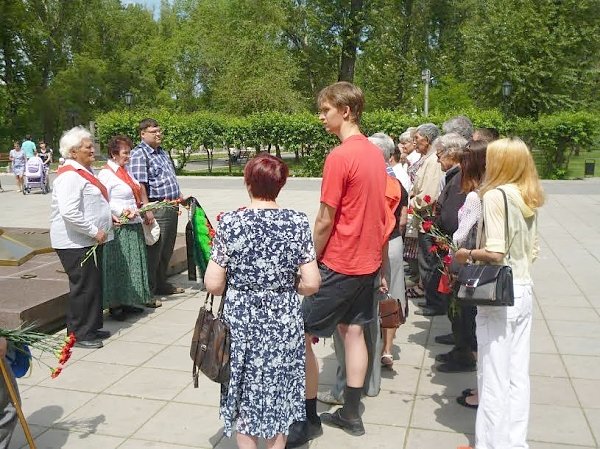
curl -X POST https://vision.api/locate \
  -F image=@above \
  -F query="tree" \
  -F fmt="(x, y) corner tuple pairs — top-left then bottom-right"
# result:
(461, 0), (600, 117)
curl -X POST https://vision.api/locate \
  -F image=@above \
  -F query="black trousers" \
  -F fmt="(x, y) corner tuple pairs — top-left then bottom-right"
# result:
(56, 246), (103, 341)
(146, 207), (179, 294)
(417, 232), (448, 312)
(450, 303), (478, 356)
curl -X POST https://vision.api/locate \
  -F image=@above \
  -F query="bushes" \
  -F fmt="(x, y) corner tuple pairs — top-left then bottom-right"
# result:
(95, 109), (600, 178)
(515, 112), (600, 178)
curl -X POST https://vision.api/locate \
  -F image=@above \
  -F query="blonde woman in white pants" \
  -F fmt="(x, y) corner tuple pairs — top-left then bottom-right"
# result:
(455, 138), (544, 449)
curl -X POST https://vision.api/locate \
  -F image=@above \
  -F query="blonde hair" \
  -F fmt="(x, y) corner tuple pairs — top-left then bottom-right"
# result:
(480, 137), (544, 209)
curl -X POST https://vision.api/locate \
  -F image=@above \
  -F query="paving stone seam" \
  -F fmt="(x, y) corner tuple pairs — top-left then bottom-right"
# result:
(401, 314), (437, 449)
(530, 250), (600, 449)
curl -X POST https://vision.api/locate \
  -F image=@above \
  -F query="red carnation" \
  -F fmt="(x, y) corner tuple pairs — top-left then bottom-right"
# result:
(443, 254), (453, 265)
(429, 245), (438, 253)
(407, 207), (414, 215)
(422, 220), (433, 232)
(423, 195), (432, 204)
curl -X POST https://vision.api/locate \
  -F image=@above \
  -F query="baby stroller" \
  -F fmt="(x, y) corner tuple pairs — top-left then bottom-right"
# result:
(23, 156), (48, 194)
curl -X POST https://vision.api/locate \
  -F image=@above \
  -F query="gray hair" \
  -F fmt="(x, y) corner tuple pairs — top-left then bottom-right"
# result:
(415, 123), (440, 144)
(398, 131), (412, 143)
(59, 126), (92, 158)
(442, 115), (473, 140)
(368, 132), (395, 160)
(432, 132), (467, 161)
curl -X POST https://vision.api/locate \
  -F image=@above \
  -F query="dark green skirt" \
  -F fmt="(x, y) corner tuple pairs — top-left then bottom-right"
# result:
(102, 223), (151, 307)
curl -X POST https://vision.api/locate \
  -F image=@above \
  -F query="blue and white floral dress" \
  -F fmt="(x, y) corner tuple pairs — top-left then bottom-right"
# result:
(210, 208), (316, 439)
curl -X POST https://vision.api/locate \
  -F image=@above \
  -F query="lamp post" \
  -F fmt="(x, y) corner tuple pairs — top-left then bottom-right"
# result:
(502, 80), (513, 116)
(421, 69), (431, 117)
(68, 109), (76, 128)
(124, 92), (133, 109)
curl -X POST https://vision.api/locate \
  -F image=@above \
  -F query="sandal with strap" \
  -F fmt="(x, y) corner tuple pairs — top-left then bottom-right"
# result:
(406, 287), (424, 298)
(381, 354), (394, 368)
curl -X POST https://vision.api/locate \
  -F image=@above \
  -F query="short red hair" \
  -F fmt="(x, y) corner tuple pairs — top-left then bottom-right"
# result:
(244, 153), (289, 200)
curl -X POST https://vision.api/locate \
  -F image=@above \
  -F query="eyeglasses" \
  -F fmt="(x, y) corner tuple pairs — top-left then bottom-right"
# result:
(143, 128), (162, 134)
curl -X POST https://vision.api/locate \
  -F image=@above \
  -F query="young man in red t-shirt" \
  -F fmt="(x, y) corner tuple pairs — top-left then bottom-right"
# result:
(287, 82), (387, 447)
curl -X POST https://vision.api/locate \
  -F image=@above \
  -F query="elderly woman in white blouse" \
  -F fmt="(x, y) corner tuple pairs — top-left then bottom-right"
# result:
(51, 127), (113, 349)
(98, 135), (151, 321)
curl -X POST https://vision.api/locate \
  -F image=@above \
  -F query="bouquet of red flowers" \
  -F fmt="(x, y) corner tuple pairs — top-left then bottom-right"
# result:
(1, 326), (76, 378)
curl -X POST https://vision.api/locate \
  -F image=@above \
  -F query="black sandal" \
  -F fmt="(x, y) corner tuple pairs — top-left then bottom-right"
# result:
(406, 287), (424, 298)
(457, 395), (478, 409)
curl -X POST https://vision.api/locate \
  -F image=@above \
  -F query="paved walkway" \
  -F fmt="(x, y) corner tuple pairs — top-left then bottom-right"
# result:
(1, 175), (599, 449)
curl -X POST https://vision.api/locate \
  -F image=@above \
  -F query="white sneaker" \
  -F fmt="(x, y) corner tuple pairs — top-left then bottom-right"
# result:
(16, 189), (21, 192)
(317, 391), (344, 405)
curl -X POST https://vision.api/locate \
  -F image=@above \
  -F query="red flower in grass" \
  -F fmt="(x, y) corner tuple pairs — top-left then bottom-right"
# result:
(423, 195), (432, 204)
(422, 220), (433, 232)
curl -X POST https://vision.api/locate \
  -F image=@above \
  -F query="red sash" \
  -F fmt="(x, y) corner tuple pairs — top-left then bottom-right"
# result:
(103, 164), (143, 207)
(56, 164), (109, 202)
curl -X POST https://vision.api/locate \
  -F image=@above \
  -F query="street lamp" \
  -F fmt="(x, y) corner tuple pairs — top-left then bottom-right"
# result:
(421, 69), (431, 117)
(502, 81), (513, 99)
(502, 81), (513, 117)
(124, 92), (133, 108)
(68, 109), (76, 128)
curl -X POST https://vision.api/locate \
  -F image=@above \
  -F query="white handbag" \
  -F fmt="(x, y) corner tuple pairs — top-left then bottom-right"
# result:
(142, 220), (160, 245)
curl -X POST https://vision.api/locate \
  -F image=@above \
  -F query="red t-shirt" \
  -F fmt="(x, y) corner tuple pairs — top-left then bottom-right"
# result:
(320, 134), (387, 275)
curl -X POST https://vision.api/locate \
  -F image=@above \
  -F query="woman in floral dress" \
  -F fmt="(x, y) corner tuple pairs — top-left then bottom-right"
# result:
(204, 153), (320, 449)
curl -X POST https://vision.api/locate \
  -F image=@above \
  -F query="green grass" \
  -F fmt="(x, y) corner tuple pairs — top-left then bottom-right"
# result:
(566, 150), (600, 179)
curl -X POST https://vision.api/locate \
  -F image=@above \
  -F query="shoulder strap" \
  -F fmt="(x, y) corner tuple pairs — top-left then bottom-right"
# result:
(57, 164), (109, 202)
(497, 187), (512, 260)
(477, 188), (512, 259)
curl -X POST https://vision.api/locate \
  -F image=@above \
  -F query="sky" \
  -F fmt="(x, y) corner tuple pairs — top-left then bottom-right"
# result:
(121, 0), (163, 18)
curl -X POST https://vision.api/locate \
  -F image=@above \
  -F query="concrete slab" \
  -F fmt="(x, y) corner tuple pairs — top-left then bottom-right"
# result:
(1, 177), (599, 449)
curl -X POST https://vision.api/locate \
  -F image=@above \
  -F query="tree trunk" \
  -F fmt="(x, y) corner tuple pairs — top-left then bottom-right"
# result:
(338, 0), (364, 82)
(395, 0), (414, 106)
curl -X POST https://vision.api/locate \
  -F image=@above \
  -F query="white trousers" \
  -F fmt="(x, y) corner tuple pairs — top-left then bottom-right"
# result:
(475, 283), (533, 449)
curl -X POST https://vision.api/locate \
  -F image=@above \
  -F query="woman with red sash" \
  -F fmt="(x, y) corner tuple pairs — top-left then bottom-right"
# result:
(50, 127), (113, 349)
(98, 135), (151, 321)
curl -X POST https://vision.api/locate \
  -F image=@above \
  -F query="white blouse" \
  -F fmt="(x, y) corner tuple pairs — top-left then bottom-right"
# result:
(50, 160), (113, 249)
(453, 191), (482, 248)
(97, 160), (142, 224)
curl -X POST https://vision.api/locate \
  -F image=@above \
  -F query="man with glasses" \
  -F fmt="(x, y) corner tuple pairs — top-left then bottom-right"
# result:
(130, 118), (185, 305)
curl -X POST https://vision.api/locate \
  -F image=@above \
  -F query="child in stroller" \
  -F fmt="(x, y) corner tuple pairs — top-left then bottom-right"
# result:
(23, 154), (49, 194)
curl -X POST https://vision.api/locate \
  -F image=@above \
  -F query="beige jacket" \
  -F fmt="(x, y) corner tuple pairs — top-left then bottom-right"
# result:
(409, 149), (443, 211)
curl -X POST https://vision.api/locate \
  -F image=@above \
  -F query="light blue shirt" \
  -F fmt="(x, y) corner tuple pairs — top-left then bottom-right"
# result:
(21, 140), (36, 158)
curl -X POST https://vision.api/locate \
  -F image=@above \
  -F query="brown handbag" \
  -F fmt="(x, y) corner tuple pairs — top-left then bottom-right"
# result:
(190, 292), (231, 386)
(379, 294), (407, 328)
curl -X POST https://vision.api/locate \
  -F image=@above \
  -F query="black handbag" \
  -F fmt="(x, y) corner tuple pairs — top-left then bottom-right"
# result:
(190, 292), (231, 386)
(456, 188), (515, 307)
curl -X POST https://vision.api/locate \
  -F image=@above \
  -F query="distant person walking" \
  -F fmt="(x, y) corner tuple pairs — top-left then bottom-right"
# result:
(8, 141), (25, 192)
(20, 135), (35, 159)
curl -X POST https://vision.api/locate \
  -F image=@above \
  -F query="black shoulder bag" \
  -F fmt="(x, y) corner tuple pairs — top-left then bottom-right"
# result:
(456, 188), (515, 306)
